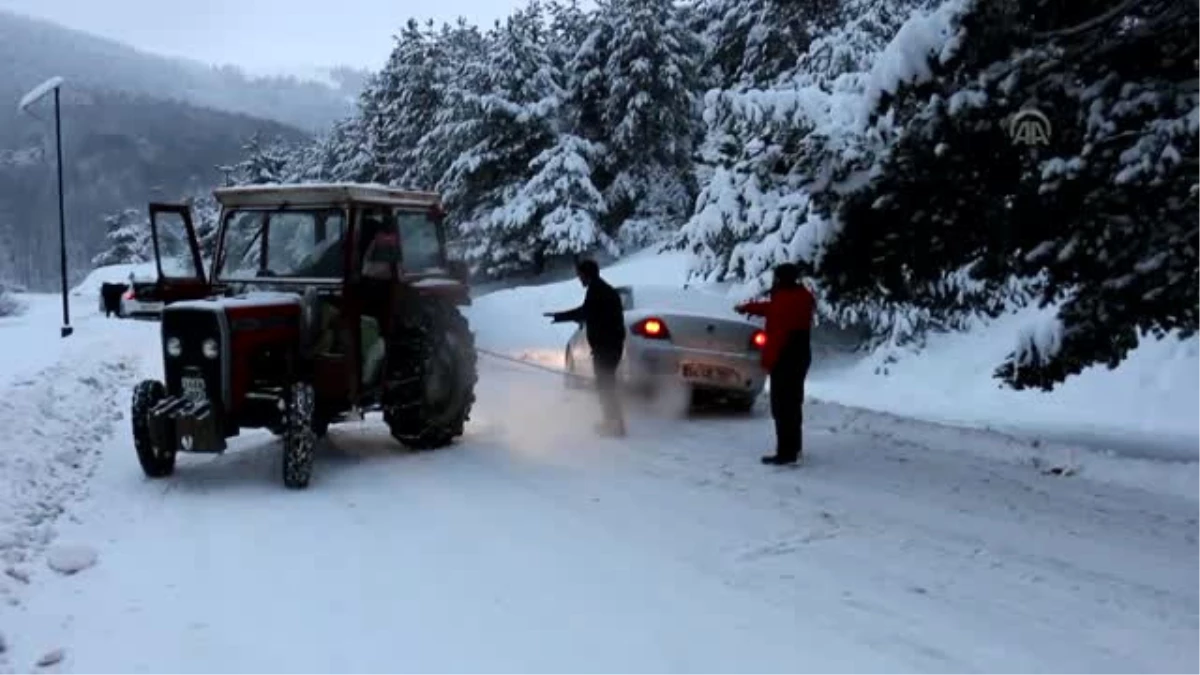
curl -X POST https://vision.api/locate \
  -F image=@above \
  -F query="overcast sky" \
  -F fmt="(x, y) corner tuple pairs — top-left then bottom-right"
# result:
(0, 0), (534, 73)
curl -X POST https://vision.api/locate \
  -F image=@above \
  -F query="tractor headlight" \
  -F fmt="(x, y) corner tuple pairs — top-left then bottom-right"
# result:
(202, 338), (219, 360)
(166, 336), (182, 357)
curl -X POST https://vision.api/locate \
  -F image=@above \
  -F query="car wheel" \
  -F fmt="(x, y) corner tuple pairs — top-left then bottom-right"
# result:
(728, 394), (757, 414)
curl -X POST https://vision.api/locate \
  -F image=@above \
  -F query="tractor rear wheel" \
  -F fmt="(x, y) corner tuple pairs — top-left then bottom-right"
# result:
(382, 300), (477, 449)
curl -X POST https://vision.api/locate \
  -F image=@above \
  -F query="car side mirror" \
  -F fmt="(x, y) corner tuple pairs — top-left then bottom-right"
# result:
(447, 260), (470, 284)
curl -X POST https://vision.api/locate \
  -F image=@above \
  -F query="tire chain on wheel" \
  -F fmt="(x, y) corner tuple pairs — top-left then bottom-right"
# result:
(282, 381), (317, 489)
(132, 379), (175, 477)
(382, 299), (478, 449)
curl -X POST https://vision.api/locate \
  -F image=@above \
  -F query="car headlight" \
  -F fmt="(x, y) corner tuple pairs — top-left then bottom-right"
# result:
(166, 336), (182, 357)
(202, 338), (219, 360)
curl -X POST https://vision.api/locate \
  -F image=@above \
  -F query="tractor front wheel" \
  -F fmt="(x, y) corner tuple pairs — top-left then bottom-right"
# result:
(383, 300), (477, 450)
(132, 379), (175, 478)
(281, 382), (317, 489)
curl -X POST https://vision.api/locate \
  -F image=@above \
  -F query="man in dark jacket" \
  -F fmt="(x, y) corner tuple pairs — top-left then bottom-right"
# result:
(546, 259), (628, 436)
(735, 263), (815, 465)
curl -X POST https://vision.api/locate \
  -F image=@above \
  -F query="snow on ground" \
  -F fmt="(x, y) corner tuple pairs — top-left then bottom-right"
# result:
(0, 266), (1195, 672)
(0, 295), (148, 638)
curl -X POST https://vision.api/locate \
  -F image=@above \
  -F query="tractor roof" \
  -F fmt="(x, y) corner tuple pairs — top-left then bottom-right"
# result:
(213, 183), (441, 209)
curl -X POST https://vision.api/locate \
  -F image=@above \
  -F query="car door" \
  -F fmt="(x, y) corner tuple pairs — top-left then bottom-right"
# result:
(146, 202), (210, 304)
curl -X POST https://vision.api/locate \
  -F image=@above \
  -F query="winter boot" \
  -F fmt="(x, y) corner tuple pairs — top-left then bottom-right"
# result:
(595, 419), (627, 438)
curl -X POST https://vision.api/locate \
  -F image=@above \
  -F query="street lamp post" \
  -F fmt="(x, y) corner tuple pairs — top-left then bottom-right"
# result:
(18, 75), (72, 338)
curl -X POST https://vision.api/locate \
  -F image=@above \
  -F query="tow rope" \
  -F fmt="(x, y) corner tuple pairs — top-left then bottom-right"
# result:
(474, 346), (593, 384)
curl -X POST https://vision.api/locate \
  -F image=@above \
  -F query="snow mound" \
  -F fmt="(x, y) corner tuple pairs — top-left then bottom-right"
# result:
(35, 647), (65, 667)
(70, 263), (156, 297)
(45, 544), (98, 575)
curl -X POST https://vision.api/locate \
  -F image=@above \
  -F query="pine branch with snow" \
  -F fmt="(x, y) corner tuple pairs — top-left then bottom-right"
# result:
(92, 209), (152, 267)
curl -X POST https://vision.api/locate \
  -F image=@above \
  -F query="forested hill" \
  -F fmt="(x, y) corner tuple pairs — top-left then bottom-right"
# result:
(0, 9), (363, 135)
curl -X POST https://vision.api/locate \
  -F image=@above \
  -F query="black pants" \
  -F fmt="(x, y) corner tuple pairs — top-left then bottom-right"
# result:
(769, 331), (812, 459)
(592, 347), (624, 427)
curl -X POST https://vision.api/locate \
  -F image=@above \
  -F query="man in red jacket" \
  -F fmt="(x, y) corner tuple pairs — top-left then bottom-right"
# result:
(735, 263), (815, 465)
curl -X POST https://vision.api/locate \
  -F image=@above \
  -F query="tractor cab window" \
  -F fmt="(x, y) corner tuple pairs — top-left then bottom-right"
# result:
(396, 211), (442, 271)
(357, 207), (443, 278)
(217, 208), (346, 281)
(358, 208), (400, 280)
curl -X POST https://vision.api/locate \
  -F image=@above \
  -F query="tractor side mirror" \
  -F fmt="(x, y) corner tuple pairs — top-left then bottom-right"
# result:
(447, 260), (470, 284)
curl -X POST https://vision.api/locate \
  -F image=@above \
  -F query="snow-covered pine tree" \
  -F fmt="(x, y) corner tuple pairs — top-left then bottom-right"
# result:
(677, 0), (927, 314)
(600, 0), (702, 241)
(322, 116), (377, 183)
(547, 0), (592, 75)
(490, 134), (614, 275)
(441, 3), (564, 277)
(819, 0), (1198, 389)
(411, 19), (493, 194)
(220, 133), (296, 186)
(562, 1), (613, 155)
(92, 208), (151, 267)
(696, 0), (842, 89)
(360, 19), (447, 188)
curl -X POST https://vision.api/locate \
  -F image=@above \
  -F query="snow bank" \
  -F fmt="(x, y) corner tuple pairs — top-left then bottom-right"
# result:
(0, 288), (23, 318)
(69, 263), (157, 298)
(807, 305), (1199, 461)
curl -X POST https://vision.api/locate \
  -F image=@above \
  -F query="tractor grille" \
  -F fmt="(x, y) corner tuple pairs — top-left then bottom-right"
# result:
(161, 307), (226, 412)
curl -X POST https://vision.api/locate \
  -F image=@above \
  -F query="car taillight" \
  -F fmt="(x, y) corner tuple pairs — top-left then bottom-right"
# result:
(123, 289), (134, 300)
(750, 330), (767, 349)
(634, 317), (671, 340)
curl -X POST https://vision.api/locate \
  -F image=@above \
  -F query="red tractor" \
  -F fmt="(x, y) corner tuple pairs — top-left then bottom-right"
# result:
(130, 183), (478, 488)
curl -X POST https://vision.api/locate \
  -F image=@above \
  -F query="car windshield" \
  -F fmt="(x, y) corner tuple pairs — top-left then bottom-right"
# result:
(217, 208), (347, 281)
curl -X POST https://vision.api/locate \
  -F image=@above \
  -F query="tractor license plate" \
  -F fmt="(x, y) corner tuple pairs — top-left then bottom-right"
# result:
(681, 363), (738, 384)
(181, 375), (207, 402)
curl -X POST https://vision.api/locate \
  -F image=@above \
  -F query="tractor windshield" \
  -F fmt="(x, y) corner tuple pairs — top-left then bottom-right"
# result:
(217, 208), (347, 281)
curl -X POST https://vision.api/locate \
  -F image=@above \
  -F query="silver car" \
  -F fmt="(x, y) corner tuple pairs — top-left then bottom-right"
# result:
(563, 285), (768, 411)
(120, 278), (165, 318)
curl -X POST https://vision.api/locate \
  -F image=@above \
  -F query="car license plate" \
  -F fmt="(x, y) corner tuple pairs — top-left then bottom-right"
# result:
(182, 375), (207, 402)
(681, 363), (738, 384)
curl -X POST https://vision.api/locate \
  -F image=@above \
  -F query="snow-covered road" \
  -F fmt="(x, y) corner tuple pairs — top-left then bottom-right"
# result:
(0, 296), (1196, 673)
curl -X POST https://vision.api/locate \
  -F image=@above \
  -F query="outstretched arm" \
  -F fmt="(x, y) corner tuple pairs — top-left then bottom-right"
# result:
(734, 300), (769, 317)
(546, 304), (586, 323)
